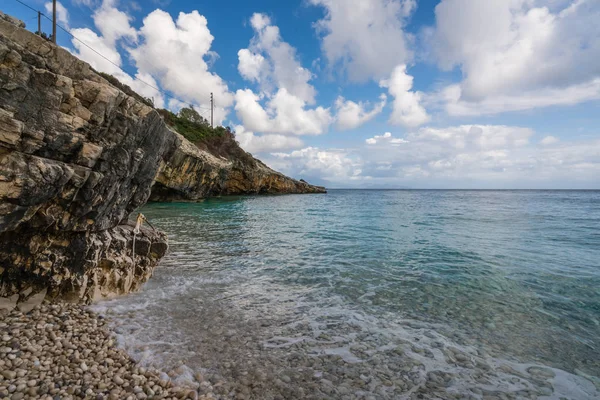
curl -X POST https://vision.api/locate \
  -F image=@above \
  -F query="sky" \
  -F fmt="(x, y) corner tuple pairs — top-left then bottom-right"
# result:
(4, 0), (600, 188)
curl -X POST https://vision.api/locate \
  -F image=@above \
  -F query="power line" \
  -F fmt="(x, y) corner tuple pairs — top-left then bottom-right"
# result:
(12, 0), (214, 113)
(13, 0), (39, 13)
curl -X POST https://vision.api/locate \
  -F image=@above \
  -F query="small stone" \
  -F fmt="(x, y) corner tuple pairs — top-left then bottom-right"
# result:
(11, 393), (24, 400)
(2, 371), (16, 380)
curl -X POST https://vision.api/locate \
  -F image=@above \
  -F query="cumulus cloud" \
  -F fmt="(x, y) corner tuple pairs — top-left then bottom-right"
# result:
(92, 0), (137, 45)
(45, 1), (69, 27)
(129, 10), (233, 124)
(234, 125), (304, 154)
(238, 13), (316, 103)
(235, 14), (332, 136)
(70, 27), (122, 74)
(234, 88), (332, 136)
(365, 132), (408, 145)
(335, 94), (387, 131)
(69, 1), (232, 119)
(309, 0), (415, 82)
(237, 49), (266, 83)
(429, 0), (600, 115)
(380, 65), (429, 128)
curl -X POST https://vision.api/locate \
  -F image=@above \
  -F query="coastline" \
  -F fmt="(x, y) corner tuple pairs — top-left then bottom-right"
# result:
(0, 302), (209, 400)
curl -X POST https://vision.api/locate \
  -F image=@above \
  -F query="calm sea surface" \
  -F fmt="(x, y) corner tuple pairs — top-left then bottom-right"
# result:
(93, 190), (600, 399)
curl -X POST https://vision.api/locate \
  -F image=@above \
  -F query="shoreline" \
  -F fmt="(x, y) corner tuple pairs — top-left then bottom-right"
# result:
(0, 302), (210, 400)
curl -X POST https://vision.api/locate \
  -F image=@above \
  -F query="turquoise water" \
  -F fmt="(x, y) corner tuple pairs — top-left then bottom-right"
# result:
(94, 190), (600, 399)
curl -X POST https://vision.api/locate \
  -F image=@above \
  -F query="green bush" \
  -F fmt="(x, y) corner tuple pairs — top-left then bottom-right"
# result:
(156, 108), (221, 143)
(157, 108), (256, 166)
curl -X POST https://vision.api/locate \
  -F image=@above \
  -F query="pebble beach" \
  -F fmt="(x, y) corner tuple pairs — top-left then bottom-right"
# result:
(0, 303), (209, 400)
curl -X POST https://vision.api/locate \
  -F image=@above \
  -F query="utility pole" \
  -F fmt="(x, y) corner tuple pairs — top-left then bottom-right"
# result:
(37, 11), (41, 35)
(210, 92), (214, 128)
(52, 0), (57, 43)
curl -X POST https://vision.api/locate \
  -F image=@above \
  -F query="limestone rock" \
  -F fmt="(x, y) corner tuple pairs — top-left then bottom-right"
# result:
(151, 130), (326, 201)
(0, 17), (172, 306)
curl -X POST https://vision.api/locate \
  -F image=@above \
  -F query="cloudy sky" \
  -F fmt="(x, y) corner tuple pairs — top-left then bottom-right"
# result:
(5, 0), (600, 188)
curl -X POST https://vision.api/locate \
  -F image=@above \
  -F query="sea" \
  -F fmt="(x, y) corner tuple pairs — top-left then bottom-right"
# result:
(91, 190), (600, 399)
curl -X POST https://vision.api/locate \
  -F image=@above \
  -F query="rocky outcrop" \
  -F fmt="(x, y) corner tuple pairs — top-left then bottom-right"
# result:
(151, 130), (326, 201)
(0, 17), (171, 308)
(0, 14), (324, 309)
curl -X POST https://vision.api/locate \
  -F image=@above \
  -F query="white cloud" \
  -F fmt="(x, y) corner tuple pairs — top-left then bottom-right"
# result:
(430, 80), (600, 117)
(541, 135), (559, 145)
(407, 125), (533, 151)
(335, 94), (387, 131)
(234, 88), (332, 136)
(271, 125), (599, 188)
(380, 65), (430, 128)
(237, 49), (266, 83)
(70, 27), (123, 74)
(264, 123), (600, 188)
(129, 9), (233, 124)
(309, 0), (415, 82)
(238, 13), (316, 104)
(45, 1), (69, 27)
(71, 0), (94, 6)
(235, 14), (332, 136)
(365, 132), (409, 145)
(270, 147), (361, 182)
(429, 0), (600, 115)
(70, 2), (234, 116)
(92, 0), (137, 45)
(234, 125), (304, 154)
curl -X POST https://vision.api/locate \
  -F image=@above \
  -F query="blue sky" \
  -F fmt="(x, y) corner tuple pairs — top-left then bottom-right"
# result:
(4, 0), (600, 188)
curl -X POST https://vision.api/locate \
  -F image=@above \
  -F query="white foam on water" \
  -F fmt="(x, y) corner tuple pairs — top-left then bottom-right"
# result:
(89, 253), (600, 399)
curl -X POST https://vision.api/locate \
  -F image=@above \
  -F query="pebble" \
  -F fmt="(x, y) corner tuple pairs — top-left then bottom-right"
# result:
(0, 302), (199, 400)
(0, 297), (572, 400)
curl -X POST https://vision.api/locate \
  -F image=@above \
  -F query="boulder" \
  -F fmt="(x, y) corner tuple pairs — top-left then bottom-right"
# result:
(0, 16), (173, 307)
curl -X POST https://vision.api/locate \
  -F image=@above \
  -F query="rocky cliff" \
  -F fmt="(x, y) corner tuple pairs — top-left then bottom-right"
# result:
(151, 129), (326, 201)
(0, 14), (324, 309)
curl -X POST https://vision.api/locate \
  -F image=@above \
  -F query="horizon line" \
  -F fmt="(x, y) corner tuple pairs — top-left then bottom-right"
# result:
(323, 188), (600, 191)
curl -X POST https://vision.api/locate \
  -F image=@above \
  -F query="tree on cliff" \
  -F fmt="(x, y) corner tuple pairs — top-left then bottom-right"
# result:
(178, 106), (208, 126)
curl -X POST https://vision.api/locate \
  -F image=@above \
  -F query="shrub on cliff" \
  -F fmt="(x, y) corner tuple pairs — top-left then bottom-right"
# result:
(156, 108), (256, 167)
(156, 108), (216, 143)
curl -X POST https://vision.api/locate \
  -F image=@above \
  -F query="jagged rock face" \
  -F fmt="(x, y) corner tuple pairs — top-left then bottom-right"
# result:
(0, 14), (324, 308)
(0, 223), (168, 304)
(150, 131), (326, 201)
(0, 18), (171, 307)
